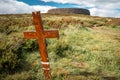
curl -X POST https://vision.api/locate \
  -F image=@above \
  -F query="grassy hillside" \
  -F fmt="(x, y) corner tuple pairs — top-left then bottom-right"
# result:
(0, 14), (120, 80)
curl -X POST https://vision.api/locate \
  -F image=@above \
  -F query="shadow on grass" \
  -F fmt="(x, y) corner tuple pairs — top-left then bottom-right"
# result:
(79, 71), (95, 76)
(54, 71), (119, 80)
(103, 77), (118, 80)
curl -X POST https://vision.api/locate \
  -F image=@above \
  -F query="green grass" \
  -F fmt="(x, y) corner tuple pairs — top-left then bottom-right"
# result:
(9, 26), (119, 80)
(0, 14), (120, 80)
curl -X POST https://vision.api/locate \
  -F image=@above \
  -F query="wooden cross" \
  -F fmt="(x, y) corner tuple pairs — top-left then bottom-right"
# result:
(24, 11), (59, 79)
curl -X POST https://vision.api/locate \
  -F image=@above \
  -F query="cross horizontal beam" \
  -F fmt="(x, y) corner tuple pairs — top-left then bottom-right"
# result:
(24, 30), (59, 39)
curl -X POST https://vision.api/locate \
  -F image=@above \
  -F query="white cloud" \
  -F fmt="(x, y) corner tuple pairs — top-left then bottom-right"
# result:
(41, 0), (119, 4)
(0, 0), (33, 14)
(0, 0), (56, 14)
(32, 5), (56, 13)
(90, 8), (120, 17)
(41, 0), (81, 5)
(89, 2), (120, 17)
(41, 0), (120, 17)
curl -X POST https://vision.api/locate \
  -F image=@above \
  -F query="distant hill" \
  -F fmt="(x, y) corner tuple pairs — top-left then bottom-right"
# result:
(47, 8), (90, 15)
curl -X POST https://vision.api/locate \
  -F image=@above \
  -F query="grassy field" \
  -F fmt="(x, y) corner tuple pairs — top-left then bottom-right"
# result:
(0, 14), (120, 80)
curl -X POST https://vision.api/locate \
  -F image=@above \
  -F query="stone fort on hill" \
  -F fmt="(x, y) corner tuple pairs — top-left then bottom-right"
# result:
(47, 8), (90, 15)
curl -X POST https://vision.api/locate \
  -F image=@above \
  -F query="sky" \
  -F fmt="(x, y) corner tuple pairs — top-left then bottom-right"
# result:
(0, 0), (120, 17)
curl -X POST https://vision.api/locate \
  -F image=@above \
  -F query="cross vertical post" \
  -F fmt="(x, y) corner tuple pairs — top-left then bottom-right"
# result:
(24, 11), (59, 79)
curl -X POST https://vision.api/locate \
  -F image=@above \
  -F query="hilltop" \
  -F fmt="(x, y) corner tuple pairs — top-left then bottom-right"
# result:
(47, 8), (90, 15)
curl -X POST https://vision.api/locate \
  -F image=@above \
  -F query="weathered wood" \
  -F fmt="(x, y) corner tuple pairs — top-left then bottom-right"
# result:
(24, 11), (59, 79)
(24, 31), (37, 39)
(24, 30), (59, 39)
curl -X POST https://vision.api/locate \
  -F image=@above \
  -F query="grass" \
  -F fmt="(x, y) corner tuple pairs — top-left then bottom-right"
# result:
(12, 26), (120, 80)
(0, 14), (120, 80)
